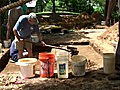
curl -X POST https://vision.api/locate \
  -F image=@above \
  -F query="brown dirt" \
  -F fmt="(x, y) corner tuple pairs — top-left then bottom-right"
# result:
(98, 22), (119, 45)
(39, 11), (104, 30)
(0, 23), (119, 90)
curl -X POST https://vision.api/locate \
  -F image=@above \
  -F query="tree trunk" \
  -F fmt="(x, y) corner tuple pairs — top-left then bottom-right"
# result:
(52, 0), (56, 13)
(105, 0), (109, 18)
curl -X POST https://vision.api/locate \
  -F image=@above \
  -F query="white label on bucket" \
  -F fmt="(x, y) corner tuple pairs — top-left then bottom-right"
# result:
(59, 63), (66, 75)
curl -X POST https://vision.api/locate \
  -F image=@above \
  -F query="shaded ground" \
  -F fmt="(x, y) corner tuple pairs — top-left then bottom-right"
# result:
(0, 23), (118, 90)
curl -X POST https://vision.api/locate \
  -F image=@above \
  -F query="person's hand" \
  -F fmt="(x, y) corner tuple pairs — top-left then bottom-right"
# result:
(40, 41), (46, 47)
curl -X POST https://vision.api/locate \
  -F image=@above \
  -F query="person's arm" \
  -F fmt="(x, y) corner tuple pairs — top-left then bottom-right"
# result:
(36, 33), (45, 46)
(13, 16), (23, 42)
(7, 16), (10, 28)
(13, 28), (21, 41)
(37, 32), (42, 41)
(34, 25), (45, 45)
(36, 31), (45, 46)
(105, 0), (116, 26)
(34, 25), (43, 42)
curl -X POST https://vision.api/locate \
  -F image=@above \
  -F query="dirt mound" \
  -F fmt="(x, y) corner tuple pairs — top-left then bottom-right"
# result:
(91, 11), (105, 23)
(38, 11), (105, 30)
(74, 11), (96, 29)
(59, 11), (96, 29)
(49, 13), (62, 23)
(98, 22), (119, 45)
(76, 12), (95, 21)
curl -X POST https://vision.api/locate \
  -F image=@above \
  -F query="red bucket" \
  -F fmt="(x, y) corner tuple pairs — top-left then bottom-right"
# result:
(39, 52), (55, 78)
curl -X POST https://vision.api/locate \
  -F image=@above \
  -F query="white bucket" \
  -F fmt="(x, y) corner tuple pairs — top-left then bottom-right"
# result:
(57, 56), (68, 78)
(0, 43), (2, 53)
(71, 55), (87, 76)
(56, 49), (71, 60)
(19, 64), (35, 79)
(56, 50), (69, 56)
(31, 35), (39, 43)
(16, 58), (37, 79)
(3, 40), (10, 48)
(101, 21), (105, 25)
(103, 53), (115, 74)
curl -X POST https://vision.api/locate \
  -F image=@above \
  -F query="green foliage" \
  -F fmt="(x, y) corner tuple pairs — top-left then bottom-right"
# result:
(0, 0), (9, 6)
(36, 0), (118, 20)
(43, 0), (94, 14)
(111, 3), (118, 20)
(36, 0), (119, 22)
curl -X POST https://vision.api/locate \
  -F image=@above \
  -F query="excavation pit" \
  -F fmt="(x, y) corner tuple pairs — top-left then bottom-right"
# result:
(1, 41), (103, 74)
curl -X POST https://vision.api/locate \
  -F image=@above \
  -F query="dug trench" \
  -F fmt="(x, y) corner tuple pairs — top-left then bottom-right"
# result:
(0, 41), (90, 73)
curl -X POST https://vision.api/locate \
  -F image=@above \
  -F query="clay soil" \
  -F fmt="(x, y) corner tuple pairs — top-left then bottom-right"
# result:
(0, 23), (119, 90)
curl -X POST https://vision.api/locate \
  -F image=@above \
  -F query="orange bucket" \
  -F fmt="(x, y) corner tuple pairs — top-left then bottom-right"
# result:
(39, 52), (55, 78)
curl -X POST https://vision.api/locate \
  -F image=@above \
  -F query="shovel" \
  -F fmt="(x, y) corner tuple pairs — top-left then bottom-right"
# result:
(45, 44), (70, 52)
(23, 40), (70, 52)
(45, 44), (79, 56)
(25, 40), (79, 55)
